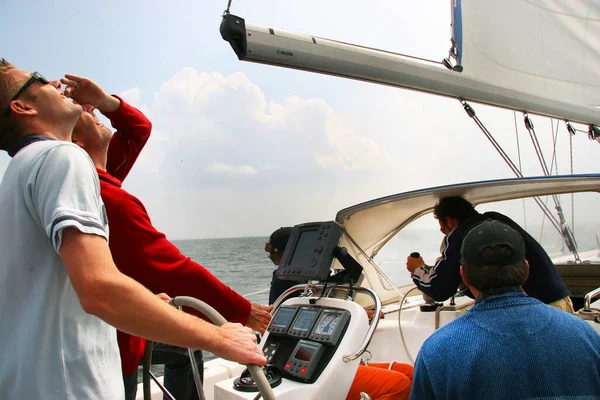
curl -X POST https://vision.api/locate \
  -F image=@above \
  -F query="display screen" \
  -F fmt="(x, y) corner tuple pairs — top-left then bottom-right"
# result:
(293, 309), (319, 331)
(272, 307), (295, 327)
(288, 228), (320, 266)
(294, 345), (316, 362)
(314, 312), (341, 336)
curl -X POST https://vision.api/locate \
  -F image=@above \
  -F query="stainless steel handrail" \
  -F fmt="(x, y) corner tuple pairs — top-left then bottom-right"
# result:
(270, 283), (311, 311)
(434, 300), (475, 330)
(583, 287), (600, 311)
(336, 286), (381, 362)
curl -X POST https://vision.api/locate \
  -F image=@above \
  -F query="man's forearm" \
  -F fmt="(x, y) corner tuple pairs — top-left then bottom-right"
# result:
(97, 94), (121, 114)
(89, 269), (224, 352)
(60, 229), (222, 353)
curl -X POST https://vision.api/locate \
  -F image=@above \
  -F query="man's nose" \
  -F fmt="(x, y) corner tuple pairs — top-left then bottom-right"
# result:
(49, 80), (62, 91)
(81, 104), (95, 113)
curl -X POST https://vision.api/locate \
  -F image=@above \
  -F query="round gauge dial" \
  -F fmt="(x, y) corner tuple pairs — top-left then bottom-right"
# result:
(315, 313), (340, 335)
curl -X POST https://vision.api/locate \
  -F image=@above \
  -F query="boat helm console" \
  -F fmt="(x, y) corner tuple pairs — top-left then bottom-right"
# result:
(276, 221), (343, 281)
(260, 305), (352, 382)
(214, 221), (381, 400)
(276, 221), (363, 285)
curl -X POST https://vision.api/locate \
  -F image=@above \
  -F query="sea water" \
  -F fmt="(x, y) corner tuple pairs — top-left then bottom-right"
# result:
(173, 236), (275, 306)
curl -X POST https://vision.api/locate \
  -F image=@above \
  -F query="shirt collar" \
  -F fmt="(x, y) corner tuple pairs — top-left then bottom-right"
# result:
(8, 134), (55, 157)
(475, 286), (525, 304)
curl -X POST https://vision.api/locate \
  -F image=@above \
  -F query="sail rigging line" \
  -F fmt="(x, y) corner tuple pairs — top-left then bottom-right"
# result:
(522, 114), (581, 261)
(461, 101), (522, 177)
(549, 119), (560, 176)
(522, 114), (579, 250)
(523, 113), (552, 177)
(513, 111), (527, 229)
(222, 0), (233, 16)
(529, 117), (582, 260)
(568, 122), (575, 234)
(523, 114), (560, 224)
(460, 100), (564, 235)
(555, 120), (578, 249)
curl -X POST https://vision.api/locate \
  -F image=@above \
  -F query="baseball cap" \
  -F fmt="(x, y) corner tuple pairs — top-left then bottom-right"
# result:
(461, 220), (525, 268)
(268, 227), (293, 253)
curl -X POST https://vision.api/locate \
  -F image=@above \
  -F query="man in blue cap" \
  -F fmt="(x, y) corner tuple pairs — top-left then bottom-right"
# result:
(410, 220), (600, 400)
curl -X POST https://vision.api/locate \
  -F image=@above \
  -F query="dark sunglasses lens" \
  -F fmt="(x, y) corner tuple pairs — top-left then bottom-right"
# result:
(35, 72), (49, 84)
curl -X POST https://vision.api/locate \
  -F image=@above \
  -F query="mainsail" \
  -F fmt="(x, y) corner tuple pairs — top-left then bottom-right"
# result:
(456, 0), (600, 111)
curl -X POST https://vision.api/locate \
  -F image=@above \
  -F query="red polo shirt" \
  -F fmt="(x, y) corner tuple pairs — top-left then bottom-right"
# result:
(100, 97), (251, 375)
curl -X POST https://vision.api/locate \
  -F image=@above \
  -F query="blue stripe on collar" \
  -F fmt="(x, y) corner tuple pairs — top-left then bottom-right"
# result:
(8, 135), (55, 157)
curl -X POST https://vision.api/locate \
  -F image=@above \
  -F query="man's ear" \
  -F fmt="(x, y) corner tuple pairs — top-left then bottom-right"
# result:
(71, 137), (84, 149)
(448, 217), (460, 230)
(9, 99), (36, 117)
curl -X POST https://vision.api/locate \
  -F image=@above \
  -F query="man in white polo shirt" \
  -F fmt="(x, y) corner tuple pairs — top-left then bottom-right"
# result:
(0, 59), (266, 399)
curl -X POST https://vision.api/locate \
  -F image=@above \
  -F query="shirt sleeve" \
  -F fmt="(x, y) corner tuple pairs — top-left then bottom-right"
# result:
(29, 143), (108, 253)
(104, 96), (152, 182)
(105, 191), (252, 324)
(412, 230), (464, 302)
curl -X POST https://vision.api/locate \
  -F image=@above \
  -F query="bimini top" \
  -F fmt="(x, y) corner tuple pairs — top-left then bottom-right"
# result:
(335, 174), (600, 258)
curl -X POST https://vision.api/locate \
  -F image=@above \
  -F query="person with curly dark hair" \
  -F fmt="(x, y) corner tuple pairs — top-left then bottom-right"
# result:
(406, 196), (572, 311)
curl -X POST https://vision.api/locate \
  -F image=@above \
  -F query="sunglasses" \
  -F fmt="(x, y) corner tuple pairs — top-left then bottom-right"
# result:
(5, 71), (49, 116)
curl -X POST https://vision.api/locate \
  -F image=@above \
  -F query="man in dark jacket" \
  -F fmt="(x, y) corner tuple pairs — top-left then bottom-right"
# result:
(406, 196), (572, 311)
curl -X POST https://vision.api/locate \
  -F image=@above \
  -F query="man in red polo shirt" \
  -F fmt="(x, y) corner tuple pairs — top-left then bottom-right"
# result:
(64, 73), (272, 399)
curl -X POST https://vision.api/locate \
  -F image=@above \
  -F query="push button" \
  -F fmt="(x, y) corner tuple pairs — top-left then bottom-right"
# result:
(300, 368), (307, 375)
(285, 363), (291, 370)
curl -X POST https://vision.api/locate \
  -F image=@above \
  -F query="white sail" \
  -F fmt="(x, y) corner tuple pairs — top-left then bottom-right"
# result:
(457, 0), (600, 110)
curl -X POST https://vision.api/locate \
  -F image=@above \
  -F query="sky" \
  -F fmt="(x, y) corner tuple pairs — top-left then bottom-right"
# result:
(2, 0), (599, 240)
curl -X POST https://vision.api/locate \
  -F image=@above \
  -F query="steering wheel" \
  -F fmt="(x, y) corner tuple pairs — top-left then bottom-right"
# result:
(168, 296), (276, 400)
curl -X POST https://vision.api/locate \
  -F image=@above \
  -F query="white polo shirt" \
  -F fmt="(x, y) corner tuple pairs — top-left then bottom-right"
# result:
(0, 140), (123, 399)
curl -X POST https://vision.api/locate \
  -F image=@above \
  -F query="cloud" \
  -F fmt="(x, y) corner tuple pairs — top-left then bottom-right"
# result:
(87, 67), (600, 239)
(206, 162), (259, 176)
(316, 114), (388, 171)
(120, 87), (142, 106)
(123, 68), (393, 192)
(112, 67), (411, 238)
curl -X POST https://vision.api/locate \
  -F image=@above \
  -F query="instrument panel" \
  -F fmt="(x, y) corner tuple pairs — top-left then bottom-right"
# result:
(268, 305), (350, 345)
(265, 305), (351, 382)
